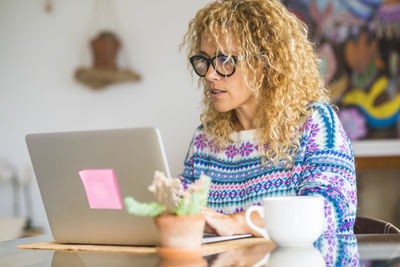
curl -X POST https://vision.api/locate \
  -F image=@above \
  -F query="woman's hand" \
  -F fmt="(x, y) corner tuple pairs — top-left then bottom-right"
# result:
(202, 207), (238, 236)
(201, 207), (264, 237)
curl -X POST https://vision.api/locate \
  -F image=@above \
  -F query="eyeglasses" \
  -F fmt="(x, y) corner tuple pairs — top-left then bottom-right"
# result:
(189, 54), (246, 77)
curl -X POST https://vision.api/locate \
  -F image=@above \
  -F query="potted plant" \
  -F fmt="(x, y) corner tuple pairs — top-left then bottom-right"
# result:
(124, 171), (211, 257)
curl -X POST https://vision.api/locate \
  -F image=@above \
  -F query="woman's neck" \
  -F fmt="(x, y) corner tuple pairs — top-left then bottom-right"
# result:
(235, 108), (256, 131)
(235, 119), (254, 131)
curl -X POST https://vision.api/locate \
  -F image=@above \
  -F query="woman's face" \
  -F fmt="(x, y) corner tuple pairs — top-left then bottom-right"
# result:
(200, 35), (257, 114)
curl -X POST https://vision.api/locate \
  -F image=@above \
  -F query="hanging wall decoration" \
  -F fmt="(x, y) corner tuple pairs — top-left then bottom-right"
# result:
(44, 0), (53, 13)
(284, 0), (400, 140)
(74, 0), (140, 90)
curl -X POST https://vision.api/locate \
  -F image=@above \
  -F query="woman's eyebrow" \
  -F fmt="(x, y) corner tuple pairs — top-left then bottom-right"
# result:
(199, 50), (210, 57)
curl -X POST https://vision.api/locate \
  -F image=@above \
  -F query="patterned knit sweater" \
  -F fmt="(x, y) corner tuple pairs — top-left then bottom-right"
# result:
(179, 102), (357, 234)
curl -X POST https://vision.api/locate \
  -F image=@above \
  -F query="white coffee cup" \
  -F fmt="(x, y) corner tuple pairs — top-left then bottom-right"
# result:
(253, 246), (325, 267)
(245, 195), (324, 247)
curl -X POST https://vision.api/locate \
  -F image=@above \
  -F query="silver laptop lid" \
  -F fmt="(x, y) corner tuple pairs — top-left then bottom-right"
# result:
(26, 127), (171, 245)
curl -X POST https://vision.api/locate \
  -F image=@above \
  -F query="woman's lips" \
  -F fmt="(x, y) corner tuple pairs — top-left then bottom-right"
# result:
(210, 88), (226, 98)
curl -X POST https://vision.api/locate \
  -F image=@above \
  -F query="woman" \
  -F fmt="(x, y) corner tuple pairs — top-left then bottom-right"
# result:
(179, 0), (357, 236)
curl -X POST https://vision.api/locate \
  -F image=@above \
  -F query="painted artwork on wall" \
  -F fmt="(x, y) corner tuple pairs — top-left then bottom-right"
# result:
(283, 0), (400, 140)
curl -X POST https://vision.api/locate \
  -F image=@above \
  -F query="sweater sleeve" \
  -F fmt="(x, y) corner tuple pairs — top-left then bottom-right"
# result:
(314, 234), (359, 266)
(296, 103), (357, 234)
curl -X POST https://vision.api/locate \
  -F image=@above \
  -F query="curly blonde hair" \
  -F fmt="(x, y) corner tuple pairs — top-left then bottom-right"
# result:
(181, 0), (329, 165)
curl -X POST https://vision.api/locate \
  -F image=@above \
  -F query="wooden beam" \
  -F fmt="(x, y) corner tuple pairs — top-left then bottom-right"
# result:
(355, 155), (400, 171)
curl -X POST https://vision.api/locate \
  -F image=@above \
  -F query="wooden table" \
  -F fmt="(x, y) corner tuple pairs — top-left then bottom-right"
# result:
(1, 234), (400, 266)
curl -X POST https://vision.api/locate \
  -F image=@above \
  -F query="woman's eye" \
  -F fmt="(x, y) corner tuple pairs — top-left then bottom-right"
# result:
(217, 56), (229, 64)
(217, 56), (235, 66)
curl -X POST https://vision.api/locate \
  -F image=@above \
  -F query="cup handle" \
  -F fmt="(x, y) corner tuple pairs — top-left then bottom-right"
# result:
(245, 205), (270, 239)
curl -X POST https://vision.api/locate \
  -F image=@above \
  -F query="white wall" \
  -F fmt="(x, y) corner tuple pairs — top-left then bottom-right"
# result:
(0, 0), (210, 233)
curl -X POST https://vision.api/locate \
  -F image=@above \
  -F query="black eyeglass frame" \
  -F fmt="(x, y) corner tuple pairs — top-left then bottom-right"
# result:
(189, 54), (246, 78)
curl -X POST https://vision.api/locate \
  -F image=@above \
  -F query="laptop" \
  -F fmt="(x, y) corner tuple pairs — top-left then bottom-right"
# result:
(26, 127), (251, 246)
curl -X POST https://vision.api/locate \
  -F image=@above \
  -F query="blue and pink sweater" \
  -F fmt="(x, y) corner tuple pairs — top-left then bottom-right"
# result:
(179, 102), (357, 234)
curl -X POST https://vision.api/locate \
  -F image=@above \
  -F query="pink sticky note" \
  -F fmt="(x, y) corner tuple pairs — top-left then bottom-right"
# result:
(79, 169), (123, 210)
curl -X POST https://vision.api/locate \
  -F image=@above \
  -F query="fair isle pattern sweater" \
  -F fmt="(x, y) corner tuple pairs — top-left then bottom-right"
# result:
(179, 102), (357, 234)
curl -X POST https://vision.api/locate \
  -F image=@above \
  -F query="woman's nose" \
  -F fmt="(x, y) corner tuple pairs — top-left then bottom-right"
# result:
(205, 65), (220, 81)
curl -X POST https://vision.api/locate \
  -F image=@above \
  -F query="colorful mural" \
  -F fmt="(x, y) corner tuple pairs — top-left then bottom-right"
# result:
(284, 0), (400, 140)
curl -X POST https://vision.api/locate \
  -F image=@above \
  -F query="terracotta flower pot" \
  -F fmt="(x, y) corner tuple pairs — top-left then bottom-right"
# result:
(154, 214), (206, 259)
(157, 257), (207, 267)
(154, 214), (206, 249)
(91, 31), (120, 70)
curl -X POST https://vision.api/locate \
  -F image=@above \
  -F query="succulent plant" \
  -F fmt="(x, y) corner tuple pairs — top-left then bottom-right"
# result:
(124, 171), (211, 217)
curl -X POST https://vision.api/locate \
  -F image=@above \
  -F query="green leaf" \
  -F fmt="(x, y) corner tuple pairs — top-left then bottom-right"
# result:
(124, 197), (166, 217)
(174, 175), (211, 215)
